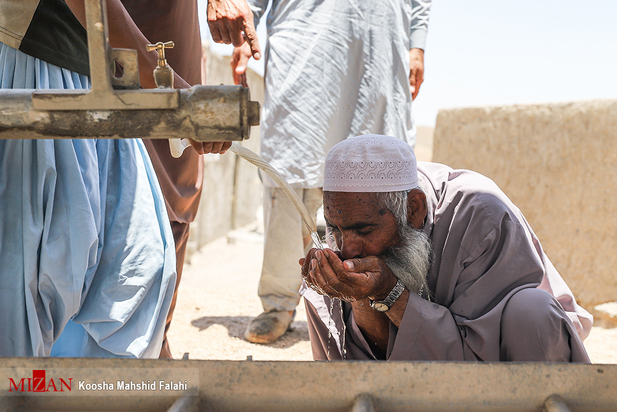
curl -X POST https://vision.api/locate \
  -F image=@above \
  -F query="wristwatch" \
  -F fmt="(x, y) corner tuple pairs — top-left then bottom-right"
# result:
(369, 279), (405, 312)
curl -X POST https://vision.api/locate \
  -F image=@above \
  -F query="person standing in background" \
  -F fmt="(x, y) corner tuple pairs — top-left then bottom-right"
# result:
(120, 0), (211, 359)
(120, 0), (262, 358)
(231, 0), (432, 344)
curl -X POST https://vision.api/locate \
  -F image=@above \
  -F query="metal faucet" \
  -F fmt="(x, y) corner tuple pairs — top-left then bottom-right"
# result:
(146, 41), (175, 89)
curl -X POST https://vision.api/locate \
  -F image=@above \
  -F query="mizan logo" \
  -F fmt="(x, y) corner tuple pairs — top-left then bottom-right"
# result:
(9, 370), (72, 392)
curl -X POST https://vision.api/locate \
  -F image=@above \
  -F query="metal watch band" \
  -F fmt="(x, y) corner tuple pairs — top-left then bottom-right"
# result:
(369, 279), (405, 311)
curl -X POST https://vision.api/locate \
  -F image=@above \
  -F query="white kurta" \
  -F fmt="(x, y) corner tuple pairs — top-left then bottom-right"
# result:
(249, 0), (431, 188)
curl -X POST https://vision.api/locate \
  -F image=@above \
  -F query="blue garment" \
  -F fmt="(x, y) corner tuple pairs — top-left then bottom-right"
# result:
(0, 43), (176, 358)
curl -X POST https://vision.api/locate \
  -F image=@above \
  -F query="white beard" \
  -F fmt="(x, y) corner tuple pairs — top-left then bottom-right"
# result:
(325, 225), (432, 295)
(382, 225), (432, 295)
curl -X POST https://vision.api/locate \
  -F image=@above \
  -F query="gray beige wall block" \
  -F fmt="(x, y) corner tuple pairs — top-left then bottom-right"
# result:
(433, 100), (617, 312)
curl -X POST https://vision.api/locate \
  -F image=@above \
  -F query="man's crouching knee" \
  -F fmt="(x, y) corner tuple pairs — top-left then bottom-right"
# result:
(500, 288), (577, 362)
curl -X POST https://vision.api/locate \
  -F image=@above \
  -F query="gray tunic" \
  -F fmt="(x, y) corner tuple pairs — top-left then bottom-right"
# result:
(304, 162), (592, 362)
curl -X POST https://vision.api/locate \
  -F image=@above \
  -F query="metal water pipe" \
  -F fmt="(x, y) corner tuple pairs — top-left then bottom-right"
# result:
(0, 0), (259, 142)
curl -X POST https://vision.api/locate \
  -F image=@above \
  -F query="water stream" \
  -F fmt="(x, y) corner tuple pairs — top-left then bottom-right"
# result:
(230, 143), (345, 358)
(230, 143), (322, 249)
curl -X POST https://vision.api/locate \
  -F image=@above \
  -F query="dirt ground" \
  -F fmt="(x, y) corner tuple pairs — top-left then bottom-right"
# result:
(167, 226), (312, 361)
(166, 225), (617, 364)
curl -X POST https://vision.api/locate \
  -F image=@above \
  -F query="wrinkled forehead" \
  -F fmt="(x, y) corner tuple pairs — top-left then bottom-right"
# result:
(323, 191), (386, 221)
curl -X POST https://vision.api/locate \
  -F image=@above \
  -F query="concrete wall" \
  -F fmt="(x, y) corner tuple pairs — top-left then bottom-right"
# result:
(415, 126), (434, 162)
(186, 46), (264, 257)
(433, 100), (617, 310)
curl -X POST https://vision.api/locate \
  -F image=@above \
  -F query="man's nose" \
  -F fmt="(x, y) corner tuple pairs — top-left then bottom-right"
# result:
(340, 233), (363, 260)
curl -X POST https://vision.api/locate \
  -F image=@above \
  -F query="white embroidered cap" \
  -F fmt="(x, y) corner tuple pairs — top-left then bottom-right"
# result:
(323, 134), (418, 192)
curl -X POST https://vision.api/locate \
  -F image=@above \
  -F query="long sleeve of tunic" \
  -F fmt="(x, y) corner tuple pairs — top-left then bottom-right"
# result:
(410, 0), (431, 49)
(304, 162), (591, 362)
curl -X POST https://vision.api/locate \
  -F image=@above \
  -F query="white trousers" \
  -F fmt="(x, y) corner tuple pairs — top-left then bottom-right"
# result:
(259, 187), (323, 312)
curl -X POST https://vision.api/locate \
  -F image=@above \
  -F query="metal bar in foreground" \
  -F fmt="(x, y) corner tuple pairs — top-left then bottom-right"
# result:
(0, 358), (615, 411)
(0, 86), (259, 142)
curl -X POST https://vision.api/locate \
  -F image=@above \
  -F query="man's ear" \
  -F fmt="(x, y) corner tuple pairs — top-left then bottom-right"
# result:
(406, 189), (427, 229)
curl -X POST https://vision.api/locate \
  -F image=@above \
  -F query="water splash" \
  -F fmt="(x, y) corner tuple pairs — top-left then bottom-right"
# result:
(311, 230), (324, 250)
(231, 143), (345, 356)
(327, 298), (335, 358)
(340, 302), (347, 359)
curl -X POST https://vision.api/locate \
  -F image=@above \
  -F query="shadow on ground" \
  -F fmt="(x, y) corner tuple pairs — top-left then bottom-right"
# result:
(191, 316), (310, 349)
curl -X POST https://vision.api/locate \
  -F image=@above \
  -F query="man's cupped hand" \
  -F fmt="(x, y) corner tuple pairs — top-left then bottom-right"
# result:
(299, 248), (398, 302)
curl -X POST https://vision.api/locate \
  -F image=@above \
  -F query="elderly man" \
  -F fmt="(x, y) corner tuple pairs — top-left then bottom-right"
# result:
(301, 134), (592, 362)
(233, 0), (431, 345)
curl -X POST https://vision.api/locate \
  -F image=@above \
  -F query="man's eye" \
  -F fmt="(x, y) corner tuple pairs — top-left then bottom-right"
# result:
(356, 229), (372, 236)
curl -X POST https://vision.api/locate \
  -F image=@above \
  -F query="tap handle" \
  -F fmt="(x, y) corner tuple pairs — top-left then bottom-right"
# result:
(146, 41), (175, 67)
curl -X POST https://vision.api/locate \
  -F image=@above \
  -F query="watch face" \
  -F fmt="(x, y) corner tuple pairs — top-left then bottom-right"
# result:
(371, 301), (390, 312)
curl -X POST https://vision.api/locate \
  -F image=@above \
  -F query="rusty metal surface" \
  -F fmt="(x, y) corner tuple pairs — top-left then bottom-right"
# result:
(351, 395), (375, 412)
(32, 0), (179, 111)
(13, 0), (260, 141)
(0, 358), (615, 411)
(167, 395), (199, 412)
(109, 48), (140, 90)
(0, 86), (258, 141)
(544, 395), (572, 412)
